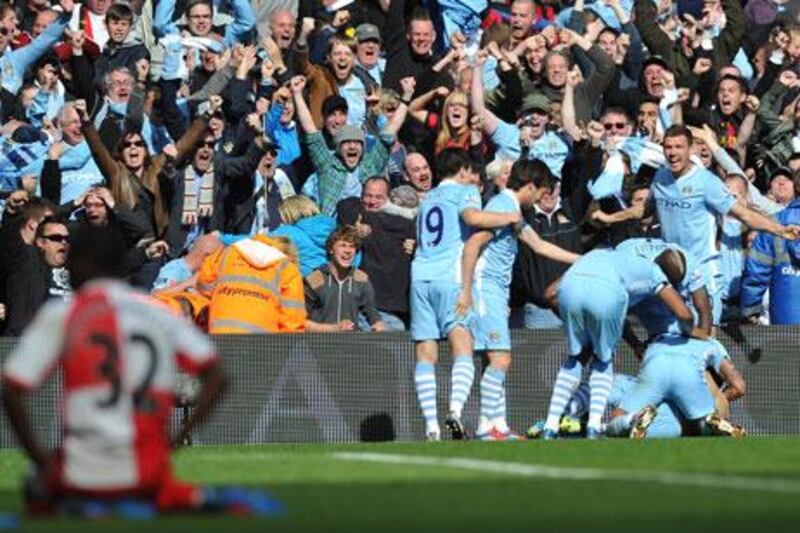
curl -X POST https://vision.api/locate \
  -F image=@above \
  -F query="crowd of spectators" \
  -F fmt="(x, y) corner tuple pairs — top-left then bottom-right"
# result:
(1, 0), (800, 336)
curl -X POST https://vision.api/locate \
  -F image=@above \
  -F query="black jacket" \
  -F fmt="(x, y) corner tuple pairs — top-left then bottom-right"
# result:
(4, 246), (69, 336)
(336, 198), (415, 314)
(510, 201), (582, 309)
(165, 140), (266, 254)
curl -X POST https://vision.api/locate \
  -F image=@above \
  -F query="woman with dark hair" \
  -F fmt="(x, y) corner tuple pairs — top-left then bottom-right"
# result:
(77, 97), (219, 239)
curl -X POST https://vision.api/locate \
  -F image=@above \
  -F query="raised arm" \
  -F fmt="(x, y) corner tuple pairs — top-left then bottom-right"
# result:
(223, 0), (257, 47)
(562, 67), (583, 142)
(6, 2), (71, 88)
(736, 95), (760, 151)
(153, 0), (178, 37)
(172, 97), (217, 159)
(757, 73), (794, 133)
(564, 30), (616, 102)
(716, 0), (746, 66)
(77, 100), (120, 182)
(382, 102), (408, 137)
(634, 0), (674, 64)
(408, 86), (449, 124)
(470, 52), (500, 135)
(290, 75), (318, 134)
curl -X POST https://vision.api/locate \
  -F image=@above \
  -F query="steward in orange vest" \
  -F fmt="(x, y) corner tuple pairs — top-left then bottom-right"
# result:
(197, 235), (306, 333)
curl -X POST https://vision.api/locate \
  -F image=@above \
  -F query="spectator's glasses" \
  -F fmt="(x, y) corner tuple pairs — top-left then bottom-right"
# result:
(199, 141), (215, 149)
(41, 234), (69, 244)
(603, 122), (627, 131)
(122, 140), (144, 148)
(109, 79), (134, 89)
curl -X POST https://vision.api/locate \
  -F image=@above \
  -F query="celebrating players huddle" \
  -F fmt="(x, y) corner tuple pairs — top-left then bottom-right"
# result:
(411, 127), (800, 441)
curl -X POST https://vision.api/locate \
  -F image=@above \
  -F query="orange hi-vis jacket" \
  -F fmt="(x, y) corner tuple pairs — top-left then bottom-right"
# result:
(197, 235), (306, 334)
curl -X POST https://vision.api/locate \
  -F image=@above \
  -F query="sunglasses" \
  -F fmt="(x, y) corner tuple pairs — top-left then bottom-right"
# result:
(603, 122), (627, 130)
(199, 141), (215, 149)
(41, 234), (69, 244)
(122, 140), (144, 148)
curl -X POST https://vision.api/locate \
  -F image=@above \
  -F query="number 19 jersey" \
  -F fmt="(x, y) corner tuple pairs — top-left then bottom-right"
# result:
(411, 179), (481, 283)
(2, 279), (217, 493)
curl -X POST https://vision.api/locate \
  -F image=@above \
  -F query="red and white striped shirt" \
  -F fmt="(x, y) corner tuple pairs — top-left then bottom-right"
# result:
(3, 279), (217, 492)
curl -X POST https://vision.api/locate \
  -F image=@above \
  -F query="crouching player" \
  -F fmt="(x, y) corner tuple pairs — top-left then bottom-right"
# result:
(2, 227), (280, 518)
(531, 338), (746, 439)
(460, 160), (580, 440)
(540, 245), (704, 439)
(606, 335), (746, 438)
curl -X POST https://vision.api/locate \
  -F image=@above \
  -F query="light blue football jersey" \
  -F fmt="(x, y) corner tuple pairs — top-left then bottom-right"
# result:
(566, 248), (669, 307)
(650, 164), (736, 280)
(474, 189), (525, 291)
(615, 238), (705, 293)
(411, 179), (481, 283)
(643, 335), (730, 373)
(619, 238), (707, 338)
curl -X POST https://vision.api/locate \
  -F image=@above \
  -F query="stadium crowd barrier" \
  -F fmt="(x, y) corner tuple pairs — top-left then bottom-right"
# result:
(1, 327), (798, 447)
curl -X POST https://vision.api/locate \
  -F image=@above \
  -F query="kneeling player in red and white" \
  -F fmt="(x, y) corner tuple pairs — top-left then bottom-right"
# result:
(2, 227), (277, 518)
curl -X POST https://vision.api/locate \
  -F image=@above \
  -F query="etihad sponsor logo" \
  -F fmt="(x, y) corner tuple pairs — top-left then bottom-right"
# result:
(656, 197), (692, 209)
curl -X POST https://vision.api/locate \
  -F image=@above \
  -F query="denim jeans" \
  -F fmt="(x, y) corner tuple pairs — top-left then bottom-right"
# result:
(357, 310), (408, 332)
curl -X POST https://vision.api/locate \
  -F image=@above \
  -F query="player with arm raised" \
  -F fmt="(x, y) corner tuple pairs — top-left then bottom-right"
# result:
(411, 148), (521, 441)
(460, 160), (580, 440)
(642, 125), (800, 330)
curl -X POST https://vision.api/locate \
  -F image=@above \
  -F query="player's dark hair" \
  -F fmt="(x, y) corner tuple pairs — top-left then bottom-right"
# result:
(506, 159), (555, 193)
(67, 226), (127, 289)
(34, 216), (67, 240)
(106, 3), (134, 23)
(435, 148), (471, 181)
(600, 106), (632, 125)
(663, 124), (693, 144)
(655, 248), (686, 286)
(716, 74), (748, 96)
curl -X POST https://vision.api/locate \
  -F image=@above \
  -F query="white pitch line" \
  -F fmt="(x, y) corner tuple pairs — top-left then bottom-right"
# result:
(332, 452), (800, 494)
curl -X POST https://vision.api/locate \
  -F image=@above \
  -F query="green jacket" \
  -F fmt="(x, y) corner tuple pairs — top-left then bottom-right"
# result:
(305, 131), (393, 216)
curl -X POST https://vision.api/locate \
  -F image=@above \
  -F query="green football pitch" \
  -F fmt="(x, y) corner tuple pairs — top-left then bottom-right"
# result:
(1, 437), (799, 531)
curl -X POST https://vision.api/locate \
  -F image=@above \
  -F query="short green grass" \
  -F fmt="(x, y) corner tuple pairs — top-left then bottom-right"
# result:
(1, 438), (799, 531)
